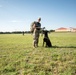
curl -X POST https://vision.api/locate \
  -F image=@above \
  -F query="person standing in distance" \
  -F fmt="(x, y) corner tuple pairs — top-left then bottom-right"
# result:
(33, 17), (41, 47)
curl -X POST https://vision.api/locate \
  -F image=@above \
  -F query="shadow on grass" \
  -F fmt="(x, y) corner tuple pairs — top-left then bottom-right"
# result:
(52, 46), (76, 48)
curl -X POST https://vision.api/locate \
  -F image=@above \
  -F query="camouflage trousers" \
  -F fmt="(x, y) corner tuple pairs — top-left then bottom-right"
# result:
(33, 30), (40, 47)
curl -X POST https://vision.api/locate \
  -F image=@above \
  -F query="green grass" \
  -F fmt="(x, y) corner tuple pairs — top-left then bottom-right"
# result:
(0, 32), (76, 75)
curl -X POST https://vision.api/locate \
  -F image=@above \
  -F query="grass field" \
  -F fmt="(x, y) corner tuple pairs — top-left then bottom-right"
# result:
(0, 32), (76, 75)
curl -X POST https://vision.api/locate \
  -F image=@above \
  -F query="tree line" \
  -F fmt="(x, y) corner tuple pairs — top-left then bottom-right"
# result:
(0, 30), (55, 34)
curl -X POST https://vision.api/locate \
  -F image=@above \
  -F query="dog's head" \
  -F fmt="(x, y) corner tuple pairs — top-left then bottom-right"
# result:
(43, 30), (49, 34)
(42, 30), (49, 37)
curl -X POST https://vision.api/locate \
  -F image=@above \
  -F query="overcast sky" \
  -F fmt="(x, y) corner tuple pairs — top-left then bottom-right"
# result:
(0, 0), (76, 32)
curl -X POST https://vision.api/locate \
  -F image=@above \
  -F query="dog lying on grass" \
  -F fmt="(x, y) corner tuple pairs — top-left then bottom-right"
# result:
(42, 30), (52, 47)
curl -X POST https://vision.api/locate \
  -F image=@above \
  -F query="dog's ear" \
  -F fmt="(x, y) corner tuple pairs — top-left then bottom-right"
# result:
(43, 27), (45, 29)
(47, 30), (50, 33)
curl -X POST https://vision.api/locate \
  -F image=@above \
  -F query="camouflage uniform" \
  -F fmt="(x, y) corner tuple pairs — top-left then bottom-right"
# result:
(33, 22), (41, 47)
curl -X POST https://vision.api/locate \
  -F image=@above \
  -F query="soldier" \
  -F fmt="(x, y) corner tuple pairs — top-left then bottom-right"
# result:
(33, 18), (41, 47)
(22, 31), (24, 36)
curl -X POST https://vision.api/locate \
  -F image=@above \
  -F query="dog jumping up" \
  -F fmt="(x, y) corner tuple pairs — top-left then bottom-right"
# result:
(42, 30), (52, 47)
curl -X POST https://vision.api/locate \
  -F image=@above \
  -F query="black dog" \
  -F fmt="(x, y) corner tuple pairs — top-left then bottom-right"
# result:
(42, 30), (52, 47)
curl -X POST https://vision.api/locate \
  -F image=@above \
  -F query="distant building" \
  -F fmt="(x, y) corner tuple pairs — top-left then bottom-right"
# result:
(55, 27), (70, 32)
(55, 27), (76, 32)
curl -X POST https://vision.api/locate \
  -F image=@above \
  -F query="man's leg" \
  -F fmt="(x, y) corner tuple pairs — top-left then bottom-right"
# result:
(36, 31), (39, 47)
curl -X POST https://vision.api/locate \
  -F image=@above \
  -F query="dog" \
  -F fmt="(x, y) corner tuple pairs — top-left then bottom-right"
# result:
(42, 30), (52, 47)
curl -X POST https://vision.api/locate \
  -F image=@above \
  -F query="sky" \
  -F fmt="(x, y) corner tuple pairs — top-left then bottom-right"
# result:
(0, 0), (76, 32)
